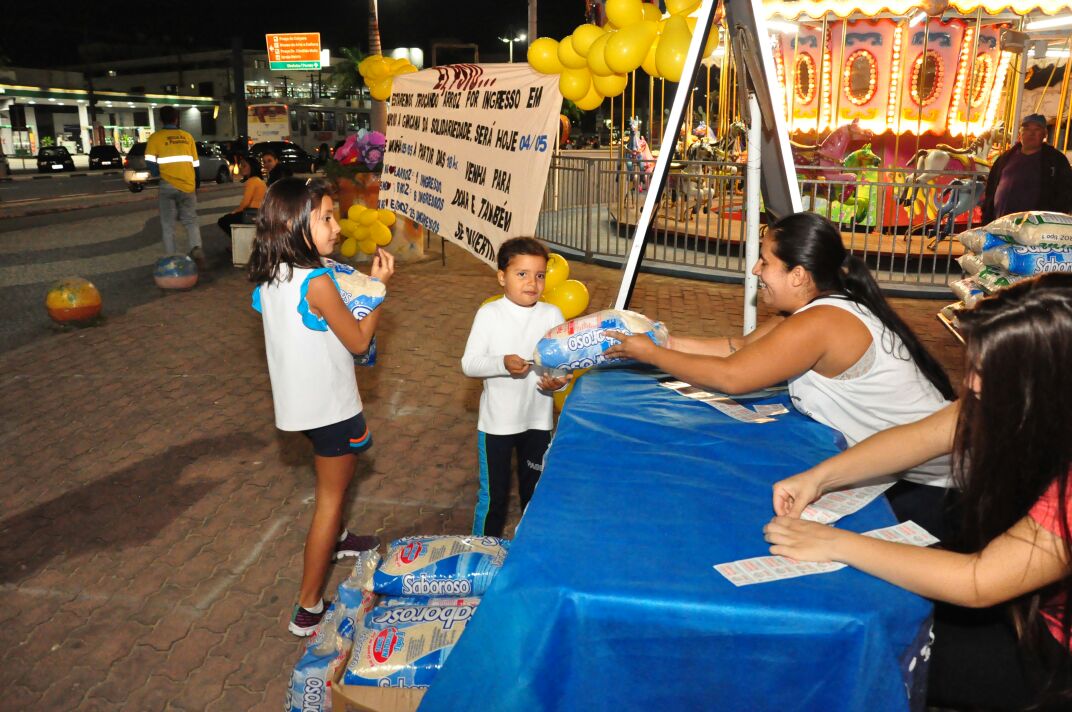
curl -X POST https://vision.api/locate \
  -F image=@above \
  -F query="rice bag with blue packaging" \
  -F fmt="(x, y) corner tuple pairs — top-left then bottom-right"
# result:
(949, 277), (986, 309)
(956, 227), (1011, 254)
(534, 309), (669, 371)
(981, 244), (1072, 275)
(372, 536), (509, 596)
(343, 601), (479, 688)
(286, 551), (380, 712)
(323, 257), (384, 366)
(986, 211), (1072, 247)
(378, 596), (482, 607)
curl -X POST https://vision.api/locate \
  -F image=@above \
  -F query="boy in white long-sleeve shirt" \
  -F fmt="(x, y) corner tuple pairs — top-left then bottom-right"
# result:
(461, 238), (568, 537)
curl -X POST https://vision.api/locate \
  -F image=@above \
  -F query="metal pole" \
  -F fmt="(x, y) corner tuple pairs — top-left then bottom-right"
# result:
(744, 92), (761, 335)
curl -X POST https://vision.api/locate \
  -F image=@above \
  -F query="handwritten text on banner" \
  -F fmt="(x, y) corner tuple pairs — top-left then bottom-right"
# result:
(378, 64), (563, 268)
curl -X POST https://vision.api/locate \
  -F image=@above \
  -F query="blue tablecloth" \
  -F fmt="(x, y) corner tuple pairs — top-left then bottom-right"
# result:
(421, 367), (933, 711)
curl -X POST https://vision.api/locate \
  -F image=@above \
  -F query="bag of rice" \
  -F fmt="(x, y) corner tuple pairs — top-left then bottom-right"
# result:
(372, 536), (509, 596)
(956, 227), (1011, 254)
(343, 602), (479, 688)
(323, 258), (385, 366)
(378, 596), (482, 607)
(980, 244), (1072, 275)
(973, 266), (1026, 293)
(534, 309), (670, 371)
(957, 252), (986, 276)
(950, 277), (986, 308)
(985, 211), (1072, 248)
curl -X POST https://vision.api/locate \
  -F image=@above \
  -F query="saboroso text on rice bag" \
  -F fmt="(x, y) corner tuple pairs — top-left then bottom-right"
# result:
(371, 603), (476, 630)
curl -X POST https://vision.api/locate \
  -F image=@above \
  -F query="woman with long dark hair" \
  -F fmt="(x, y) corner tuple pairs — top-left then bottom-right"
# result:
(766, 273), (1072, 709)
(605, 212), (956, 535)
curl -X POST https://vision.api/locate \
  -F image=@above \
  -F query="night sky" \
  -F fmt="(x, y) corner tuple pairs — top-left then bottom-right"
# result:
(3, 1), (582, 69)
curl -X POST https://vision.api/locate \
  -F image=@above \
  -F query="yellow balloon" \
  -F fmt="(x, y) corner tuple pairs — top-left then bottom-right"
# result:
(357, 55), (380, 75)
(527, 37), (563, 74)
(642, 38), (660, 77)
(377, 209), (397, 226)
(339, 218), (358, 237)
(371, 221), (393, 246)
(340, 237), (358, 257)
(655, 15), (691, 82)
(544, 279), (590, 320)
(354, 224), (371, 240)
(557, 36), (588, 70)
(369, 78), (393, 101)
(395, 64), (418, 75)
(685, 17), (720, 57)
(545, 253), (570, 291)
(347, 204), (367, 221)
(642, 3), (663, 21)
(357, 209), (379, 226)
(574, 84), (605, 111)
(666, 0), (701, 15)
(591, 72), (627, 98)
(586, 32), (615, 77)
(389, 57), (412, 73)
(364, 57), (390, 80)
(559, 67), (592, 102)
(481, 294), (504, 306)
(358, 239), (378, 255)
(605, 20), (658, 74)
(571, 24), (605, 56)
(606, 0), (644, 29)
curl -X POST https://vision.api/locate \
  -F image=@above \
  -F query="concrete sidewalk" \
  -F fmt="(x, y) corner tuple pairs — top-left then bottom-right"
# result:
(0, 244), (964, 710)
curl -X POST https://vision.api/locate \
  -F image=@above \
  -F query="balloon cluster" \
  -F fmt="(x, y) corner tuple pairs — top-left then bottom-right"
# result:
(334, 130), (387, 171)
(482, 253), (591, 320)
(359, 55), (418, 102)
(338, 204), (397, 257)
(527, 0), (719, 110)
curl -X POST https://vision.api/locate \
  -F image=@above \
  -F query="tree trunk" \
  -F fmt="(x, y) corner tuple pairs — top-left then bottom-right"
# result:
(368, 0), (387, 134)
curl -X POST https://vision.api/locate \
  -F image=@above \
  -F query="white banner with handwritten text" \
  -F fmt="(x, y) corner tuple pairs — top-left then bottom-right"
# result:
(378, 63), (562, 268)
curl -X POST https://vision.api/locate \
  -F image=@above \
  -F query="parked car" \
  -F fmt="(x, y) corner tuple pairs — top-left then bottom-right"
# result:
(123, 141), (233, 192)
(88, 145), (123, 170)
(249, 141), (316, 175)
(37, 146), (76, 173)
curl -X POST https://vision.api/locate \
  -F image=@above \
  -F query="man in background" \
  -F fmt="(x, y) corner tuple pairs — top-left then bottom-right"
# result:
(145, 106), (204, 268)
(982, 113), (1072, 223)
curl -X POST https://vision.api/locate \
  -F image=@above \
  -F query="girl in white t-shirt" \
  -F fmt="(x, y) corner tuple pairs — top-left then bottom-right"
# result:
(249, 177), (395, 636)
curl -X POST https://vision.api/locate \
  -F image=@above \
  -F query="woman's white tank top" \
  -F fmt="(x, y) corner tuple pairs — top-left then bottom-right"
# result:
(253, 264), (361, 431)
(788, 296), (953, 487)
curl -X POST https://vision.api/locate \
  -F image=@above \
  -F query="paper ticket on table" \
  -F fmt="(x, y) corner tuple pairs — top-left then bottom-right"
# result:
(657, 379), (778, 424)
(713, 520), (938, 587)
(801, 483), (895, 524)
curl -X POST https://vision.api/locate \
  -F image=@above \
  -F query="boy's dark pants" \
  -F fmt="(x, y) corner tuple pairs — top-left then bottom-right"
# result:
(473, 429), (551, 537)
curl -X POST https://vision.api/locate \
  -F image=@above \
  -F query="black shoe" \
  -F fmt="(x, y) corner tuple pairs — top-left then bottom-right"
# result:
(188, 246), (207, 270)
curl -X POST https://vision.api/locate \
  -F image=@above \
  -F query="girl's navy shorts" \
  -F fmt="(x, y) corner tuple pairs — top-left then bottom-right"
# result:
(303, 411), (373, 457)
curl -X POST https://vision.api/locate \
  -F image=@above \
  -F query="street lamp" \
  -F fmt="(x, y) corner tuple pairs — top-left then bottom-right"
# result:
(500, 33), (527, 63)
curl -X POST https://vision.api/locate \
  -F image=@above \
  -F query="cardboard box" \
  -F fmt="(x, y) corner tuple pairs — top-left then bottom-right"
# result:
(331, 681), (425, 712)
(231, 224), (256, 267)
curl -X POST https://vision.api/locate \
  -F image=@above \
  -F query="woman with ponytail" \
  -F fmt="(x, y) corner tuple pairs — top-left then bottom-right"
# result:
(605, 212), (957, 537)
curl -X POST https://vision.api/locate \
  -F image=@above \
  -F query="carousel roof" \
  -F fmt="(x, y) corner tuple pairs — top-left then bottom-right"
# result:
(765, 0), (1072, 19)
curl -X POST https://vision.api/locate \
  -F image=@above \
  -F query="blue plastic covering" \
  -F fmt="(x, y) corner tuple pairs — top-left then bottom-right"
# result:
(420, 367), (932, 711)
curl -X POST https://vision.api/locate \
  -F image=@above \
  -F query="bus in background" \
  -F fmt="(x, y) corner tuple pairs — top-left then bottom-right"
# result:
(246, 103), (372, 155)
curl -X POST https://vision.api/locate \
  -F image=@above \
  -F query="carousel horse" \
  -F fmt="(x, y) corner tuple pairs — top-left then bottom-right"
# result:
(801, 144), (882, 226)
(711, 121), (747, 163)
(897, 122), (1005, 208)
(672, 140), (721, 215)
(791, 119), (874, 183)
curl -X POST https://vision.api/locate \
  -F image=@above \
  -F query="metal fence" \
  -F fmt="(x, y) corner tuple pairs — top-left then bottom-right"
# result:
(536, 154), (982, 297)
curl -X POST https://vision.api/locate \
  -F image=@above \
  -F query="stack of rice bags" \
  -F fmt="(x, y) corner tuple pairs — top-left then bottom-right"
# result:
(287, 536), (509, 709)
(953, 211), (1072, 307)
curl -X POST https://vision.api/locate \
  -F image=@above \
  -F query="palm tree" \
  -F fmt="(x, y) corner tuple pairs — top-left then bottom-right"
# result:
(332, 47), (366, 101)
(368, 0), (387, 133)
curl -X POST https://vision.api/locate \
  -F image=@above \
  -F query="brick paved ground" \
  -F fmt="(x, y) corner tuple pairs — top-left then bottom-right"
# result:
(0, 243), (964, 710)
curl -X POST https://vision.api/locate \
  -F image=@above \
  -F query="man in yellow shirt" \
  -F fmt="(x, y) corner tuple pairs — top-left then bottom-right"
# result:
(146, 106), (204, 267)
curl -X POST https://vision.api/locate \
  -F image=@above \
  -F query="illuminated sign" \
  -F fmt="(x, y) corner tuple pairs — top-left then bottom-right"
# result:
(265, 33), (322, 71)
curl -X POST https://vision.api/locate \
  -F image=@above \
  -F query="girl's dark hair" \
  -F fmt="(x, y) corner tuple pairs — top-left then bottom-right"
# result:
(953, 273), (1072, 700)
(240, 155), (262, 181)
(247, 177), (335, 284)
(767, 212), (955, 400)
(497, 237), (549, 271)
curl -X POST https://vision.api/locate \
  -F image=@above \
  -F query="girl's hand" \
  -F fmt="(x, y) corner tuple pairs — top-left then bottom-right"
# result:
(763, 517), (845, 562)
(771, 469), (825, 518)
(538, 373), (571, 392)
(371, 248), (395, 284)
(603, 331), (658, 363)
(504, 354), (530, 377)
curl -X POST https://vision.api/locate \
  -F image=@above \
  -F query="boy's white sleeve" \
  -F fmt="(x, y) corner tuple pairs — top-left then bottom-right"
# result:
(461, 307), (509, 378)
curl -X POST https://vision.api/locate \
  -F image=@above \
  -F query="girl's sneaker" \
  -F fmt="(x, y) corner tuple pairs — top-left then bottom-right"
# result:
(289, 602), (325, 637)
(335, 531), (379, 560)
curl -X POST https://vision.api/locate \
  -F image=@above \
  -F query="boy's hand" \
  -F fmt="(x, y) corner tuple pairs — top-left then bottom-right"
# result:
(504, 355), (530, 377)
(370, 248), (395, 284)
(538, 373), (571, 392)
